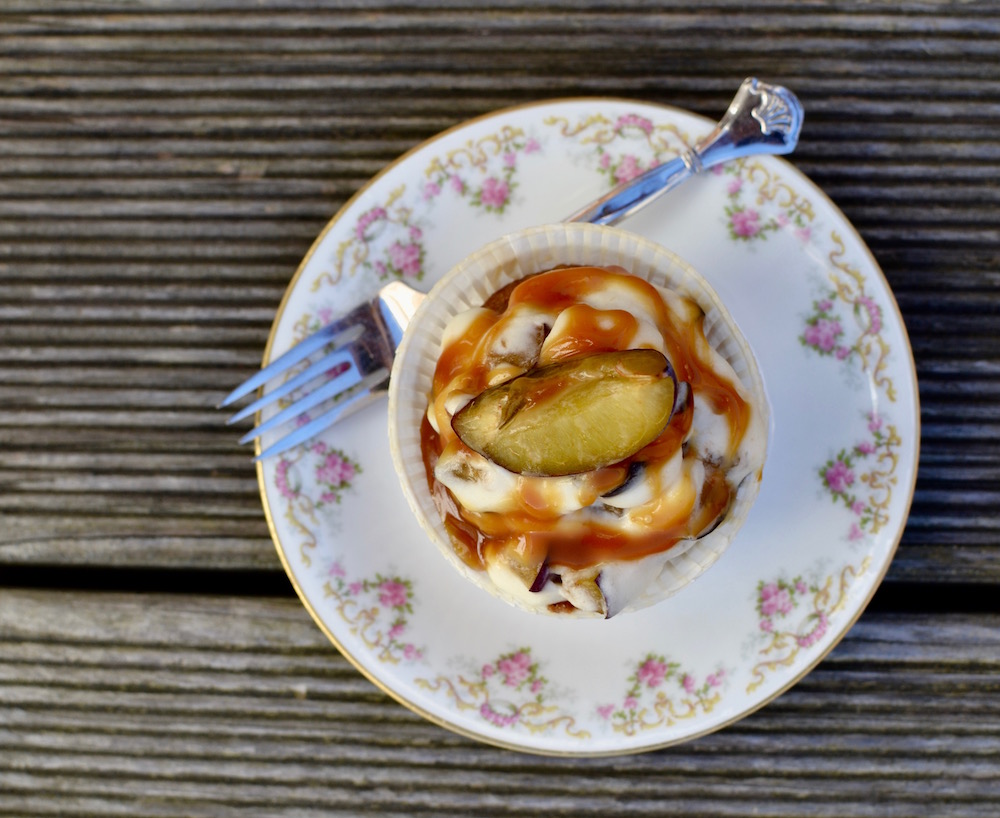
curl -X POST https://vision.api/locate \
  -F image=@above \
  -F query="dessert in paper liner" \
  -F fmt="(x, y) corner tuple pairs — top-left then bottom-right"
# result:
(389, 223), (769, 618)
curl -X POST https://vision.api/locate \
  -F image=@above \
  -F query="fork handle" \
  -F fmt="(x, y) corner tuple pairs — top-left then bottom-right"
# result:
(374, 79), (802, 338)
(379, 79), (802, 338)
(565, 77), (803, 226)
(378, 279), (427, 346)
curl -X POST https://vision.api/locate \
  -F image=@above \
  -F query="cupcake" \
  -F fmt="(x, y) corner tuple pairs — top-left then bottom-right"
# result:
(388, 223), (768, 618)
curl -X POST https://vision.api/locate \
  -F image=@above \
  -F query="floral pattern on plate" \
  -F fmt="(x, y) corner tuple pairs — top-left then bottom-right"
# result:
(323, 565), (422, 664)
(820, 413), (902, 541)
(748, 559), (871, 693)
(801, 233), (904, 541)
(421, 125), (541, 214)
(543, 110), (692, 186)
(598, 653), (726, 736)
(270, 442), (362, 565)
(256, 99), (918, 755)
(417, 648), (590, 739)
(718, 159), (815, 243)
(329, 126), (543, 288)
(711, 151), (905, 545)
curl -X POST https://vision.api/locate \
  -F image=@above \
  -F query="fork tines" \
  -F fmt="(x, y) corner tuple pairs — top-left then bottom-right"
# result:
(250, 367), (389, 461)
(219, 297), (386, 460)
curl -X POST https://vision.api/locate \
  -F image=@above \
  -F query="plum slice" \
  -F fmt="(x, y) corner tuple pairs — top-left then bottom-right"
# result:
(452, 349), (677, 476)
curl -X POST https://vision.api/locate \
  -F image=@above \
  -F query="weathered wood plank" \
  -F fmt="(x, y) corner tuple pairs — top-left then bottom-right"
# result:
(0, 591), (997, 816)
(0, 4), (996, 598)
(0, 1), (996, 814)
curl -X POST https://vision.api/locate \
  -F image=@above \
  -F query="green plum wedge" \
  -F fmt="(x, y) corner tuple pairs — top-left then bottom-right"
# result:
(452, 349), (677, 476)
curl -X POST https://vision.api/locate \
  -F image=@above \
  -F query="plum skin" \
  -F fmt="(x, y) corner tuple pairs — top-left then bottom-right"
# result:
(451, 349), (678, 477)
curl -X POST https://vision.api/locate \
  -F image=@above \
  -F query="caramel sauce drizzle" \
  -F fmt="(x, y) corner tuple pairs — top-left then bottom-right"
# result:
(421, 266), (750, 572)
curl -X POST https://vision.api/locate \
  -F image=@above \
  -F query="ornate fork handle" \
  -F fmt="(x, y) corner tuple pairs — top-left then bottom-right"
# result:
(225, 78), (803, 459)
(566, 77), (803, 225)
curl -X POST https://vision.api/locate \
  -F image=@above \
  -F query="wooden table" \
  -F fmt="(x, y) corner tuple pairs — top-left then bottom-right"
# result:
(3, 2), (998, 814)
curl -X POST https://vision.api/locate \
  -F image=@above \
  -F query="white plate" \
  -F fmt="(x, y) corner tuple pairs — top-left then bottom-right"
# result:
(256, 99), (919, 756)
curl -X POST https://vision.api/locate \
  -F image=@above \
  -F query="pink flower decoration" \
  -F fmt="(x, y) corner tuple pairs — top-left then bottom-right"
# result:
(759, 618), (773, 632)
(795, 580), (808, 595)
(599, 152), (612, 169)
(354, 206), (386, 240)
(858, 295), (883, 334)
(274, 460), (297, 499)
(450, 174), (466, 193)
(378, 580), (408, 609)
(817, 299), (834, 312)
(615, 113), (653, 135)
(637, 658), (667, 688)
(530, 680), (543, 693)
(614, 154), (642, 183)
(500, 666), (527, 688)
(796, 612), (830, 648)
(596, 704), (614, 720)
(849, 522), (865, 541)
(503, 151), (517, 168)
(482, 664), (494, 678)
(387, 623), (405, 640)
(422, 181), (441, 200)
(480, 702), (517, 727)
(329, 561), (346, 578)
(682, 674), (696, 694)
(869, 311), (882, 334)
(524, 138), (540, 153)
(409, 225), (422, 240)
(623, 696), (638, 710)
(760, 582), (779, 602)
(776, 213), (790, 227)
(825, 459), (855, 494)
(316, 452), (355, 487)
(795, 227), (812, 243)
(730, 208), (761, 237)
(851, 499), (866, 516)
(479, 177), (510, 209)
(804, 317), (843, 352)
(868, 412), (883, 433)
(317, 306), (334, 324)
(403, 644), (418, 660)
(706, 673), (722, 688)
(710, 163), (725, 175)
(388, 240), (422, 278)
(726, 178), (742, 195)
(498, 652), (531, 688)
(857, 441), (876, 455)
(835, 345), (851, 360)
(761, 587), (793, 617)
(348, 582), (362, 595)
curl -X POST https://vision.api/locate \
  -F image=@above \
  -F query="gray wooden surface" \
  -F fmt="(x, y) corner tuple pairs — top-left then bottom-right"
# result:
(2, 1), (998, 815)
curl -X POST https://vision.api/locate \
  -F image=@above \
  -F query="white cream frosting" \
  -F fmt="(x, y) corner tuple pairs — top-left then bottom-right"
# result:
(426, 270), (767, 618)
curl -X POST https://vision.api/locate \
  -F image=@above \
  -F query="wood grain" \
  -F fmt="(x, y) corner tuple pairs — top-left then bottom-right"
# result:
(2, 1), (998, 581)
(0, 2), (997, 812)
(1, 590), (998, 817)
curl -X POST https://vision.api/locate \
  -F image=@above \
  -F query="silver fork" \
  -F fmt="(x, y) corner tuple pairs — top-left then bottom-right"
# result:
(221, 77), (803, 460)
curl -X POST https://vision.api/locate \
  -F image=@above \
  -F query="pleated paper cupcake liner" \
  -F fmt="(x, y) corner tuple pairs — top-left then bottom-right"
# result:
(388, 223), (769, 616)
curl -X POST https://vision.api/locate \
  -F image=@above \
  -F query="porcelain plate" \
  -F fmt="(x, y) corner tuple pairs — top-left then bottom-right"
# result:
(256, 99), (919, 755)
